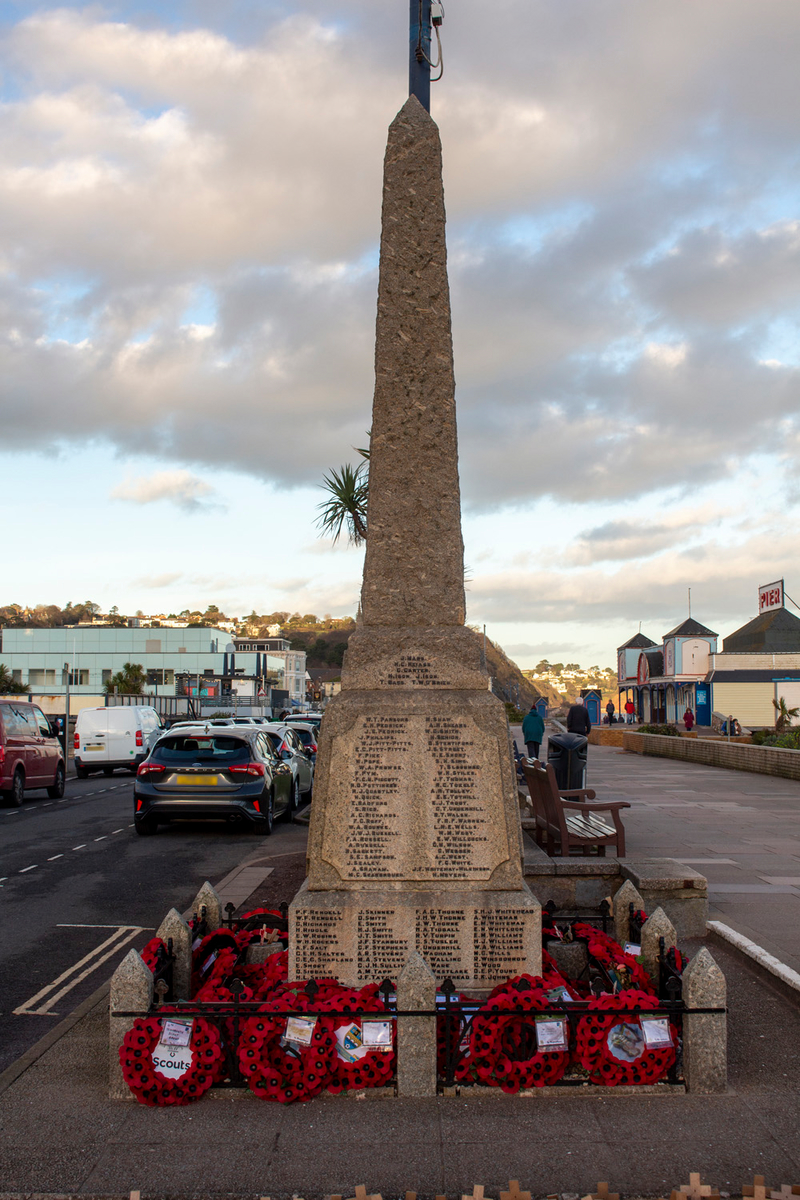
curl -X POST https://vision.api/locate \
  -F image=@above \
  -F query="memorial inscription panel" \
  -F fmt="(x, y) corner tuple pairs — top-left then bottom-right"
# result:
(291, 898), (539, 988)
(321, 713), (509, 883)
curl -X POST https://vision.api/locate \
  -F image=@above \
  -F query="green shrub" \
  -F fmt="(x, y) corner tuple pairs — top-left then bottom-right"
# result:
(505, 702), (526, 724)
(637, 723), (681, 737)
(753, 730), (800, 750)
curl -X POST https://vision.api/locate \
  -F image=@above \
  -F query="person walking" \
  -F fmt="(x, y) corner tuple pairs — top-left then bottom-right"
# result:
(683, 707), (695, 731)
(566, 697), (591, 735)
(605, 699), (616, 724)
(624, 698), (636, 724)
(521, 704), (545, 760)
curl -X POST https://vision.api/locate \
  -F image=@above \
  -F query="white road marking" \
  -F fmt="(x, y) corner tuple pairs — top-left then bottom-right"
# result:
(57, 923), (154, 929)
(72, 844), (86, 850)
(111, 828), (124, 834)
(19, 865), (37, 873)
(58, 799), (69, 803)
(14, 925), (144, 1015)
(94, 836), (107, 842)
(48, 854), (64, 861)
(41, 802), (53, 807)
(0, 877), (7, 883)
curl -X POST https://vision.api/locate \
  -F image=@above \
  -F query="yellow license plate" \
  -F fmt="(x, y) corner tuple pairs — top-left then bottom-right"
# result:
(176, 774), (219, 786)
(85, 744), (104, 752)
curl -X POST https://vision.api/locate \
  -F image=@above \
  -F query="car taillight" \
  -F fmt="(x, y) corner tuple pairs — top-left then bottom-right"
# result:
(135, 730), (143, 747)
(137, 762), (165, 778)
(229, 762), (266, 777)
(73, 732), (80, 749)
(309, 743), (317, 753)
(0, 746), (4, 766)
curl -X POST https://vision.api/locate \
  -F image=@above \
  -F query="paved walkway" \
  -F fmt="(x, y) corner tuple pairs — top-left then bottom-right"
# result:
(588, 740), (800, 973)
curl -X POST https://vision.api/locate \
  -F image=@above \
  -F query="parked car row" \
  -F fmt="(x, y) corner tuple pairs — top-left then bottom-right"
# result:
(1, 700), (325, 830)
(132, 715), (321, 836)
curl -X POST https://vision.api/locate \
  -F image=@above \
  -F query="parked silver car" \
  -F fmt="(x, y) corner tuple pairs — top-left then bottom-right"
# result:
(262, 723), (314, 811)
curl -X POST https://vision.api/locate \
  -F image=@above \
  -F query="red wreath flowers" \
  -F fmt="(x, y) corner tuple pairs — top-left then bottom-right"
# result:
(119, 1014), (224, 1106)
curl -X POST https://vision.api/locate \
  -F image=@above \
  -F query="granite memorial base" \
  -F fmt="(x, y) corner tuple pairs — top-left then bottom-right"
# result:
(290, 880), (541, 993)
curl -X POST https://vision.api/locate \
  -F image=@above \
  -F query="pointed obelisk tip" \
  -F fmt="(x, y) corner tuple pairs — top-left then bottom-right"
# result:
(392, 93), (438, 130)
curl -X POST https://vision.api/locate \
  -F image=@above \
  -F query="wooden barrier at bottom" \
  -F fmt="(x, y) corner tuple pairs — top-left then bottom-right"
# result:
(123, 1177), (800, 1200)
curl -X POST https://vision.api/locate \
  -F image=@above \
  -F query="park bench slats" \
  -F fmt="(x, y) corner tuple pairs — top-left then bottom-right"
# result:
(520, 759), (630, 858)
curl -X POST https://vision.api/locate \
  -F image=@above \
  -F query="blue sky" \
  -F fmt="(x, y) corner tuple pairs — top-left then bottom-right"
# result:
(2, 1), (799, 666)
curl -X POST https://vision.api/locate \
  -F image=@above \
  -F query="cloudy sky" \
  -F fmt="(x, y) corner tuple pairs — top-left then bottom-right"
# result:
(2, 0), (799, 668)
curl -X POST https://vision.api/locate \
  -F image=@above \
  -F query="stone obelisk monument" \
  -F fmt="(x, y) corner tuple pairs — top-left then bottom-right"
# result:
(289, 95), (541, 992)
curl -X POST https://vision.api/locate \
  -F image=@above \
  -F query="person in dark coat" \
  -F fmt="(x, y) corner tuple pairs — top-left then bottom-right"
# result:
(566, 698), (591, 735)
(521, 705), (545, 759)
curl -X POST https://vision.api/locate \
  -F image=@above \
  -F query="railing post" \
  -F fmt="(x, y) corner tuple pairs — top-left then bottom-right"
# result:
(109, 949), (153, 1101)
(156, 908), (192, 999)
(396, 952), (437, 1097)
(683, 947), (727, 1093)
(612, 879), (645, 946)
(190, 881), (223, 931)
(640, 906), (677, 984)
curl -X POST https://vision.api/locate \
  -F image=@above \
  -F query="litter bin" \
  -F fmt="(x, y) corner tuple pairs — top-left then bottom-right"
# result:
(547, 731), (588, 791)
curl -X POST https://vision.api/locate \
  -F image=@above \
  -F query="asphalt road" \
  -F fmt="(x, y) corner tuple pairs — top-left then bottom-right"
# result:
(0, 771), (299, 1074)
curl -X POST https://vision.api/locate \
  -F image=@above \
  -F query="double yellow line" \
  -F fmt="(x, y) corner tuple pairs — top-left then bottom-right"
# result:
(14, 925), (145, 1016)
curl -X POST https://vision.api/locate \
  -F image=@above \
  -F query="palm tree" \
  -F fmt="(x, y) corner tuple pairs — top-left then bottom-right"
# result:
(0, 664), (26, 694)
(317, 438), (370, 546)
(104, 662), (146, 695)
(773, 696), (800, 732)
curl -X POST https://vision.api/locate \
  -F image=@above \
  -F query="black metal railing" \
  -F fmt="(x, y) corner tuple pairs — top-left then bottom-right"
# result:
(115, 973), (726, 1093)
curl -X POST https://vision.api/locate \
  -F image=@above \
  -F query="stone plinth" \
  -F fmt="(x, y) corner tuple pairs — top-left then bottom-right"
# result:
(292, 882), (540, 990)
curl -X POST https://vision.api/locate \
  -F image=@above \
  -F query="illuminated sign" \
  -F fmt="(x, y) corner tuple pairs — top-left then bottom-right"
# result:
(759, 579), (784, 614)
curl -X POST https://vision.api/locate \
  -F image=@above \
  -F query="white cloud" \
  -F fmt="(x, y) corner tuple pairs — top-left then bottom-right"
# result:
(111, 469), (217, 510)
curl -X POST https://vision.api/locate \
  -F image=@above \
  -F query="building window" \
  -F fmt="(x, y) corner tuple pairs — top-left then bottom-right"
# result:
(28, 669), (57, 686)
(102, 669), (112, 684)
(11, 669), (22, 683)
(69, 670), (90, 686)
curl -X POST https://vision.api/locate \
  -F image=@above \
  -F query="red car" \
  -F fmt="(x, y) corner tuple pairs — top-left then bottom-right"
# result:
(0, 700), (66, 806)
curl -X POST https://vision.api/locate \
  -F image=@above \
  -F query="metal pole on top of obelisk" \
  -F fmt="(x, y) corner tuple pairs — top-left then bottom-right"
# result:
(409, 0), (432, 111)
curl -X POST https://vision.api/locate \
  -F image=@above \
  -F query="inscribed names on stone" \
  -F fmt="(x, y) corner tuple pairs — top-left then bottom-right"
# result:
(321, 713), (509, 884)
(290, 899), (540, 988)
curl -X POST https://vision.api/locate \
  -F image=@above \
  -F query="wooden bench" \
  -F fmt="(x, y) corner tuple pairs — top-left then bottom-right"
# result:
(520, 759), (630, 857)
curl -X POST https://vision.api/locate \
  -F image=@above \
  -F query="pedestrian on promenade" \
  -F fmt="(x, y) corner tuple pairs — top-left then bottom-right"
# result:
(605, 699), (616, 724)
(567, 697), (591, 735)
(521, 704), (545, 759)
(624, 698), (636, 724)
(683, 707), (695, 731)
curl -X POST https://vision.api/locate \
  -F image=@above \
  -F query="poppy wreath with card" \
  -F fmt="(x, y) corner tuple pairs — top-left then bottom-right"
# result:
(139, 936), (167, 974)
(464, 977), (571, 1092)
(237, 989), (337, 1103)
(572, 923), (655, 994)
(190, 930), (240, 995)
(574, 989), (677, 1086)
(119, 1014), (224, 1106)
(314, 982), (396, 1093)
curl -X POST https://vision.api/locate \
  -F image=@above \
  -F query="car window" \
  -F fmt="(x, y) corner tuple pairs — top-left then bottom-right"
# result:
(1, 706), (22, 736)
(152, 736), (251, 764)
(258, 734), (278, 762)
(33, 707), (52, 737)
(264, 731), (281, 751)
(294, 729), (313, 746)
(9, 706), (38, 736)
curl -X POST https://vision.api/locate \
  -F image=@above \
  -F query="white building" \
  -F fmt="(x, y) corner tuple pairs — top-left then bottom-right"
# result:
(233, 637), (307, 707)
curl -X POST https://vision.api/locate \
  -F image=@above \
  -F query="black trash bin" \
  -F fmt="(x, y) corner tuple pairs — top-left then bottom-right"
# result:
(547, 731), (588, 791)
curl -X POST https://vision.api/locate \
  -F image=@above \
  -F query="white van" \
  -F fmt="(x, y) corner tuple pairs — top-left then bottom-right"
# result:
(74, 706), (163, 778)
